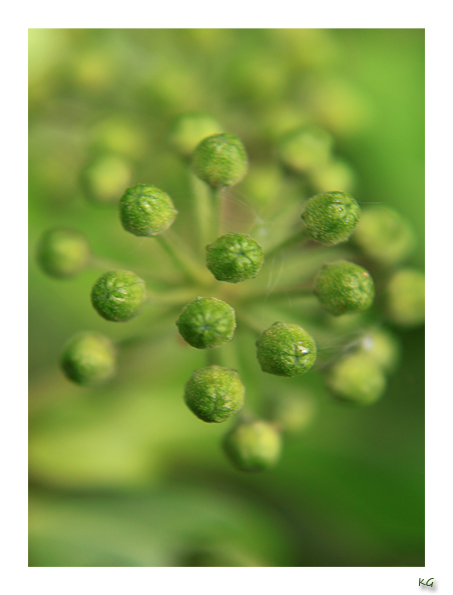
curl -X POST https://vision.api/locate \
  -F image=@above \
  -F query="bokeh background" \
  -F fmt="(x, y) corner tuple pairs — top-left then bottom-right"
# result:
(29, 29), (424, 567)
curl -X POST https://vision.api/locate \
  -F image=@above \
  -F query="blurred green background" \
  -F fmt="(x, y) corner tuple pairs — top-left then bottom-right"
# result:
(29, 29), (424, 566)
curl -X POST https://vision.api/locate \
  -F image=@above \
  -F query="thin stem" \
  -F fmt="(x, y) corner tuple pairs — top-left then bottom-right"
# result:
(209, 186), (223, 241)
(265, 227), (309, 260)
(156, 232), (211, 286)
(206, 348), (223, 367)
(190, 172), (212, 256)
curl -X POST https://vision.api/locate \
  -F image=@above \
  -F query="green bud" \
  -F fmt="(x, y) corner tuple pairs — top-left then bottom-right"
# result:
(353, 205), (416, 266)
(309, 159), (356, 195)
(315, 260), (374, 316)
(176, 297), (236, 349)
(192, 133), (248, 188)
(206, 233), (264, 283)
(91, 270), (146, 322)
(256, 322), (317, 377)
(278, 125), (333, 173)
(301, 191), (361, 245)
(80, 154), (131, 205)
(169, 112), (224, 158)
(184, 365), (244, 423)
(359, 327), (400, 373)
(386, 269), (425, 327)
(327, 352), (386, 405)
(37, 228), (90, 278)
(61, 331), (116, 385)
(266, 392), (316, 434)
(223, 420), (282, 472)
(119, 184), (178, 237)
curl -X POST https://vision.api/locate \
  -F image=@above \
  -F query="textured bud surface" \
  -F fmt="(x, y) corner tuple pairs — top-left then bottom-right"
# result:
(206, 233), (264, 283)
(302, 191), (360, 244)
(327, 352), (386, 405)
(386, 269), (425, 326)
(91, 270), (146, 322)
(223, 420), (282, 471)
(184, 365), (244, 423)
(37, 228), (90, 278)
(119, 184), (177, 236)
(256, 322), (317, 377)
(278, 126), (333, 172)
(192, 133), (248, 188)
(176, 297), (236, 349)
(170, 112), (224, 158)
(315, 260), (374, 315)
(61, 332), (116, 385)
(353, 205), (416, 266)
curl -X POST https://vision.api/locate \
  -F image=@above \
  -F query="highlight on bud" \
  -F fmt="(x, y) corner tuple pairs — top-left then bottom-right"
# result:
(91, 270), (146, 322)
(315, 260), (374, 316)
(386, 268), (425, 327)
(301, 191), (361, 245)
(327, 352), (386, 405)
(169, 112), (224, 158)
(176, 297), (236, 349)
(61, 331), (116, 386)
(277, 125), (333, 173)
(223, 420), (282, 472)
(119, 184), (178, 237)
(184, 365), (245, 423)
(192, 133), (248, 188)
(256, 322), (317, 377)
(206, 233), (264, 283)
(37, 228), (90, 279)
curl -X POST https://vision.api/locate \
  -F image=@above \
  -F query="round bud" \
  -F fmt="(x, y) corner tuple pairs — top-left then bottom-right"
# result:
(192, 133), (248, 188)
(61, 331), (116, 385)
(206, 233), (264, 283)
(119, 184), (177, 237)
(327, 352), (386, 405)
(223, 420), (282, 472)
(256, 322), (317, 377)
(169, 112), (224, 158)
(353, 205), (416, 266)
(184, 365), (245, 423)
(359, 327), (400, 374)
(277, 125), (333, 173)
(176, 297), (236, 349)
(301, 191), (361, 245)
(315, 260), (374, 316)
(80, 154), (131, 205)
(386, 269), (425, 327)
(266, 392), (316, 434)
(91, 270), (145, 322)
(37, 228), (90, 278)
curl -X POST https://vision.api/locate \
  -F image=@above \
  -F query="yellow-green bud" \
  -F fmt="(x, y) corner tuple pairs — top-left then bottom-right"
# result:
(353, 205), (416, 266)
(119, 184), (178, 237)
(256, 322), (317, 377)
(266, 392), (316, 434)
(315, 260), (374, 316)
(359, 328), (400, 374)
(302, 191), (361, 245)
(327, 352), (386, 405)
(206, 233), (264, 283)
(80, 154), (131, 205)
(223, 420), (282, 472)
(192, 133), (248, 188)
(61, 331), (116, 385)
(37, 228), (90, 279)
(278, 125), (333, 173)
(91, 270), (146, 322)
(184, 365), (244, 423)
(176, 297), (236, 349)
(386, 269), (425, 327)
(169, 112), (224, 158)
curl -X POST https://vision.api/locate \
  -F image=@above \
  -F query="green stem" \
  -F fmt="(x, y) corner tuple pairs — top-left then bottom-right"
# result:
(265, 227), (309, 260)
(156, 232), (211, 286)
(210, 186), (223, 241)
(206, 348), (223, 367)
(190, 172), (212, 256)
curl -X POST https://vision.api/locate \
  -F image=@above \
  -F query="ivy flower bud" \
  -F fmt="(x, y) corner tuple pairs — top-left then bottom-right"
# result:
(169, 112), (223, 158)
(61, 332), (116, 385)
(223, 420), (282, 472)
(278, 125), (333, 173)
(315, 260), (374, 316)
(301, 191), (361, 245)
(37, 228), (90, 278)
(184, 365), (245, 423)
(386, 269), (425, 327)
(327, 352), (386, 405)
(80, 154), (131, 205)
(176, 297), (236, 349)
(192, 133), (248, 188)
(353, 205), (416, 266)
(91, 270), (146, 322)
(206, 233), (264, 283)
(119, 184), (178, 237)
(359, 327), (400, 374)
(256, 322), (317, 377)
